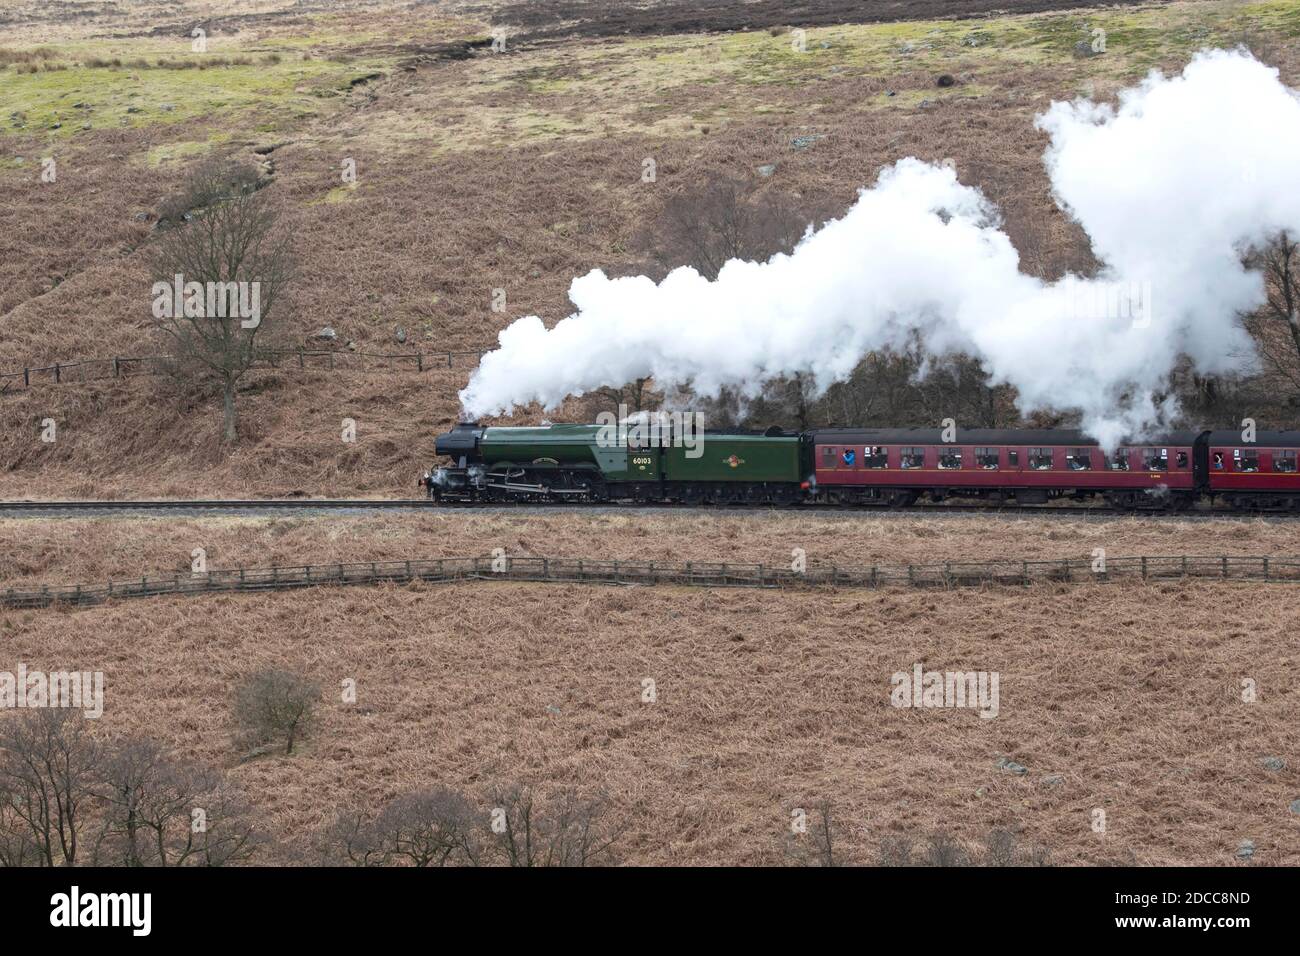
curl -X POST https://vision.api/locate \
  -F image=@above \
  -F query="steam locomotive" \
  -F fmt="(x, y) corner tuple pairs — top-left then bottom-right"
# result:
(421, 422), (1300, 511)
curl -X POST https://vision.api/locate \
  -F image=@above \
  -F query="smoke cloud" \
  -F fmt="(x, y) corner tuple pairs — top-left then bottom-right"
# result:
(461, 50), (1300, 446)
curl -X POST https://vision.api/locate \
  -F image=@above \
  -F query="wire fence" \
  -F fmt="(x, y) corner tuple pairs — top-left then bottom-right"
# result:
(0, 347), (490, 393)
(3, 554), (1295, 609)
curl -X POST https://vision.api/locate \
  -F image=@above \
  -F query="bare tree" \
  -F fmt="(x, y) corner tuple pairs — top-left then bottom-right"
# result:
(0, 779), (39, 866)
(231, 669), (321, 756)
(373, 787), (478, 867)
(313, 808), (388, 867)
(1243, 232), (1300, 393)
(189, 781), (265, 866)
(0, 710), (101, 866)
(92, 738), (261, 867)
(151, 160), (292, 442)
(486, 784), (618, 867)
(641, 175), (814, 282)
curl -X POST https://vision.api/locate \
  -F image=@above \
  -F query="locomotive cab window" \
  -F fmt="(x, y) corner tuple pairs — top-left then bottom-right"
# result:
(937, 447), (964, 470)
(1028, 447), (1053, 470)
(1142, 448), (1168, 471)
(975, 447), (999, 470)
(864, 445), (888, 469)
(900, 447), (925, 469)
(1275, 449), (1297, 473)
(1234, 448), (1259, 473)
(1108, 448), (1130, 471)
(1066, 448), (1092, 471)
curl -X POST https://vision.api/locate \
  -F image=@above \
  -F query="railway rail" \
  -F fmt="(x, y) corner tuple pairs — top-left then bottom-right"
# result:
(0, 499), (1297, 519)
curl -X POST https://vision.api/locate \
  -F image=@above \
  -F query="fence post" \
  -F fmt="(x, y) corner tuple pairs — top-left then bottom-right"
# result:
(907, 564), (914, 586)
(23, 368), (29, 387)
(1181, 555), (1188, 577)
(1264, 557), (1270, 580)
(1141, 556), (1147, 580)
(447, 352), (453, 368)
(1222, 555), (1228, 578)
(113, 357), (120, 378)
(871, 564), (878, 588)
(54, 364), (61, 383)
(1022, 561), (1029, 585)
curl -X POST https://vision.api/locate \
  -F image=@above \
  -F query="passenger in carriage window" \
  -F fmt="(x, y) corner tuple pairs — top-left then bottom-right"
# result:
(1213, 452), (1224, 470)
(842, 448), (856, 467)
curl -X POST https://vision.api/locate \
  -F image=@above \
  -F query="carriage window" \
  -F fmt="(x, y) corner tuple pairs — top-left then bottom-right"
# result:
(900, 447), (925, 469)
(841, 447), (857, 468)
(1275, 449), (1297, 473)
(1028, 447), (1053, 470)
(1142, 448), (1168, 471)
(821, 446), (837, 468)
(1007, 449), (1019, 467)
(1234, 448), (1259, 473)
(1067, 448), (1093, 471)
(1175, 450), (1189, 469)
(937, 447), (964, 470)
(975, 447), (999, 470)
(864, 445), (888, 469)
(1109, 448), (1130, 471)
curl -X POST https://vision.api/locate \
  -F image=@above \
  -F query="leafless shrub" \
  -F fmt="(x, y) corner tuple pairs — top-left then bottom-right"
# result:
(878, 828), (1052, 867)
(784, 800), (838, 866)
(0, 709), (102, 866)
(878, 833), (914, 867)
(231, 669), (320, 756)
(486, 784), (618, 867)
(923, 831), (971, 867)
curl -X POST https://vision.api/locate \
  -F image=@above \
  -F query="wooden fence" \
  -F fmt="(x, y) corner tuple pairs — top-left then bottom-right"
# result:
(0, 347), (490, 393)
(2, 554), (1295, 609)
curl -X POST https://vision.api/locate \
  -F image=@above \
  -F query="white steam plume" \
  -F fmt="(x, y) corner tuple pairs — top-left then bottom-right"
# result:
(461, 50), (1300, 446)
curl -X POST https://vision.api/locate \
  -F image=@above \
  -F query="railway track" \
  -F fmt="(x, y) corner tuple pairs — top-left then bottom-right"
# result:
(0, 499), (1294, 519)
